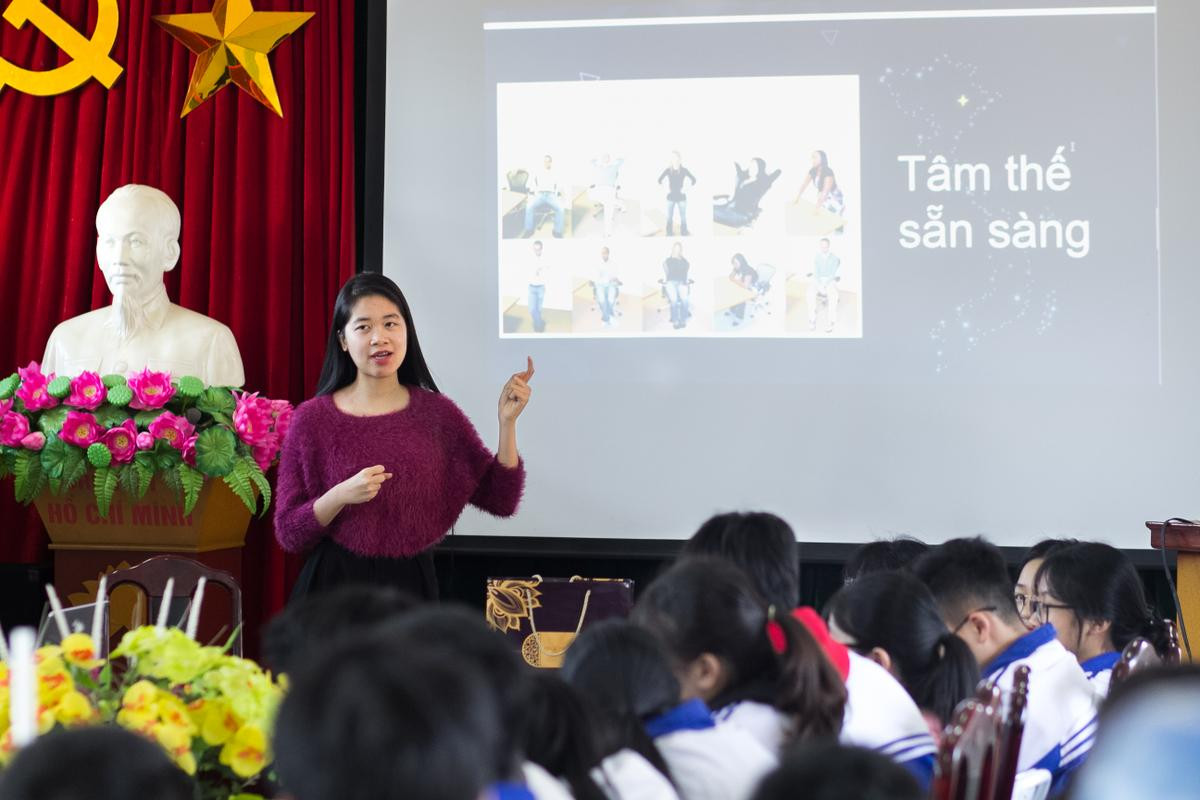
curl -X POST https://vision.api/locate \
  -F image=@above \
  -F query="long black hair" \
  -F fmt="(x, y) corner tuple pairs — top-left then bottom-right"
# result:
(826, 571), (978, 725)
(560, 619), (678, 785)
(1035, 542), (1173, 657)
(521, 673), (609, 800)
(632, 557), (846, 744)
(315, 273), (439, 396)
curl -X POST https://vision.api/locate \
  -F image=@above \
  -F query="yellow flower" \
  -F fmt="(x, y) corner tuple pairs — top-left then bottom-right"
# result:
(37, 707), (56, 735)
(117, 707), (159, 737)
(113, 627), (224, 685)
(219, 724), (268, 778)
(121, 680), (161, 713)
(53, 690), (99, 727)
(35, 655), (72, 707)
(154, 722), (197, 776)
(0, 728), (13, 767)
(197, 698), (241, 746)
(60, 633), (103, 670)
(155, 692), (197, 737)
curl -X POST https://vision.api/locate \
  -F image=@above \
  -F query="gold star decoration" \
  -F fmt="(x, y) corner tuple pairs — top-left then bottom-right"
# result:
(154, 0), (314, 118)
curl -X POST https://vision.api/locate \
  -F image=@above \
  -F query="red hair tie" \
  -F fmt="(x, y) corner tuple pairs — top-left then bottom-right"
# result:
(766, 605), (787, 655)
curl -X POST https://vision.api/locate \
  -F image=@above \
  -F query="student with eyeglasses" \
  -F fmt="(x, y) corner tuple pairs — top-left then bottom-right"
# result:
(1013, 538), (1077, 630)
(1033, 542), (1175, 696)
(912, 537), (1100, 795)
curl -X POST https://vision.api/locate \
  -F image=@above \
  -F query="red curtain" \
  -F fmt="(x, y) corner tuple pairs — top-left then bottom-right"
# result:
(0, 0), (355, 639)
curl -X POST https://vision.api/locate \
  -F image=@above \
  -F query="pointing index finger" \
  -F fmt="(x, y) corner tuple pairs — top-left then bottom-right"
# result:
(518, 356), (535, 383)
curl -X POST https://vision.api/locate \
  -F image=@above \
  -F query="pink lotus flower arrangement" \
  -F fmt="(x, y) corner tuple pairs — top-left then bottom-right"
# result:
(0, 364), (293, 518)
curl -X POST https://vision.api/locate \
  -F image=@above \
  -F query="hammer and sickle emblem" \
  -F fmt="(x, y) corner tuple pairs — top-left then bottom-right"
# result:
(0, 0), (122, 96)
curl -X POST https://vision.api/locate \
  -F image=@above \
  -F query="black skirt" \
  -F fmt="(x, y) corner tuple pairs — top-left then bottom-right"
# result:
(289, 538), (439, 604)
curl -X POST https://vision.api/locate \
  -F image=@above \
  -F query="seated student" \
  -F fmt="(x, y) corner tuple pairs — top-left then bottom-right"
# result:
(1014, 538), (1077, 630)
(379, 606), (572, 800)
(0, 727), (194, 800)
(1069, 665), (1200, 800)
(682, 513), (939, 787)
(274, 636), (500, 800)
(750, 741), (923, 800)
(260, 583), (419, 677)
(524, 671), (679, 800)
(826, 571), (979, 729)
(842, 536), (929, 585)
(563, 618), (774, 800)
(633, 557), (845, 755)
(1033, 542), (1175, 696)
(911, 537), (1100, 793)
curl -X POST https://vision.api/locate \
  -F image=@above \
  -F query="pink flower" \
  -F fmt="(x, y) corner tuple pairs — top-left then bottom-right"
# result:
(148, 412), (195, 451)
(270, 399), (294, 440)
(233, 392), (274, 447)
(0, 412), (30, 446)
(0, 399), (11, 415)
(16, 362), (57, 411)
(101, 420), (138, 463)
(136, 432), (154, 450)
(251, 435), (280, 471)
(60, 411), (102, 448)
(127, 368), (176, 410)
(181, 434), (198, 467)
(66, 371), (107, 410)
(20, 432), (46, 452)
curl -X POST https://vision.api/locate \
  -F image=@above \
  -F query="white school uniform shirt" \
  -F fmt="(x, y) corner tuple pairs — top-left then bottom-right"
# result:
(982, 625), (1101, 793)
(712, 700), (789, 756)
(523, 761), (576, 800)
(591, 749), (680, 800)
(839, 651), (938, 788)
(647, 699), (776, 800)
(1079, 651), (1120, 697)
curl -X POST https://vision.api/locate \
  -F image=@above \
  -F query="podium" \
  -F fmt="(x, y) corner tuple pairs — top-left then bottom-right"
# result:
(34, 478), (250, 637)
(1147, 520), (1200, 662)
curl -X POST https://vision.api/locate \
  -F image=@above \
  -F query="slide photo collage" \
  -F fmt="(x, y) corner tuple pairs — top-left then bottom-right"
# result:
(496, 75), (862, 338)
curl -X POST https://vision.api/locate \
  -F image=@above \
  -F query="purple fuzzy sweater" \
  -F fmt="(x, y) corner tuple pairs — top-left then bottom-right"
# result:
(274, 389), (525, 558)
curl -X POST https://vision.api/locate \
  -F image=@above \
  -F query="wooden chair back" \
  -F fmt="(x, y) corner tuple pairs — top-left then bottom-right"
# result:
(106, 555), (243, 655)
(933, 697), (1001, 800)
(1110, 637), (1163, 688)
(994, 665), (1031, 800)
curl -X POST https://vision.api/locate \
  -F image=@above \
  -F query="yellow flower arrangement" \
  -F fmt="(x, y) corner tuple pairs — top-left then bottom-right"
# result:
(0, 626), (284, 799)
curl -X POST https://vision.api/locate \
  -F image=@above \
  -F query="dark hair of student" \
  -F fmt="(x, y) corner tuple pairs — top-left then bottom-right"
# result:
(0, 726), (193, 800)
(1035, 542), (1173, 656)
(632, 557), (846, 743)
(682, 511), (800, 610)
(842, 536), (929, 584)
(751, 741), (923, 800)
(521, 673), (609, 800)
(911, 537), (1025, 628)
(274, 636), (500, 800)
(560, 619), (678, 785)
(315, 272), (439, 396)
(1019, 537), (1078, 572)
(260, 584), (420, 676)
(731, 252), (751, 272)
(376, 605), (530, 781)
(826, 571), (979, 725)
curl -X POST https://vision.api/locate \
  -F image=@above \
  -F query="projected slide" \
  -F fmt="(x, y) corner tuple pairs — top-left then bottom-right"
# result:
(497, 76), (863, 338)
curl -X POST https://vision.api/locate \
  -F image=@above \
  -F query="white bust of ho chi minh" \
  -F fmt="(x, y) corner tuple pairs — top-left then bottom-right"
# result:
(42, 184), (245, 387)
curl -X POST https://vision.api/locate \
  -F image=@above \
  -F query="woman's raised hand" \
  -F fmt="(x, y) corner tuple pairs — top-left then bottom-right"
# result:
(499, 356), (534, 425)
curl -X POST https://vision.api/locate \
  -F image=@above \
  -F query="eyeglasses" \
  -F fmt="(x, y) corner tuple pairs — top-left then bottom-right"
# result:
(1014, 592), (1032, 617)
(952, 606), (998, 634)
(1031, 598), (1073, 626)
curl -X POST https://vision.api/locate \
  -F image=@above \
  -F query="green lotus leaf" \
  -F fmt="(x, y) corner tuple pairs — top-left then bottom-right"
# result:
(102, 374), (128, 388)
(174, 376), (205, 399)
(0, 373), (20, 400)
(106, 384), (134, 407)
(86, 442), (113, 469)
(47, 376), (72, 399)
(193, 426), (238, 476)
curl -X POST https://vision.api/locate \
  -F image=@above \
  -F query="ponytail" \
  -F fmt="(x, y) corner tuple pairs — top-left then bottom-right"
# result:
(772, 612), (847, 742)
(910, 632), (980, 726)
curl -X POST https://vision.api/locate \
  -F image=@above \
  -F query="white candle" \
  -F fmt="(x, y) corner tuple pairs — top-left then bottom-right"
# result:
(9, 627), (37, 746)
(45, 584), (70, 641)
(91, 575), (108, 647)
(156, 577), (175, 630)
(185, 578), (206, 640)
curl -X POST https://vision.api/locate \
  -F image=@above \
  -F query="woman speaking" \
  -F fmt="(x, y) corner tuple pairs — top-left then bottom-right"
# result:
(275, 273), (532, 601)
